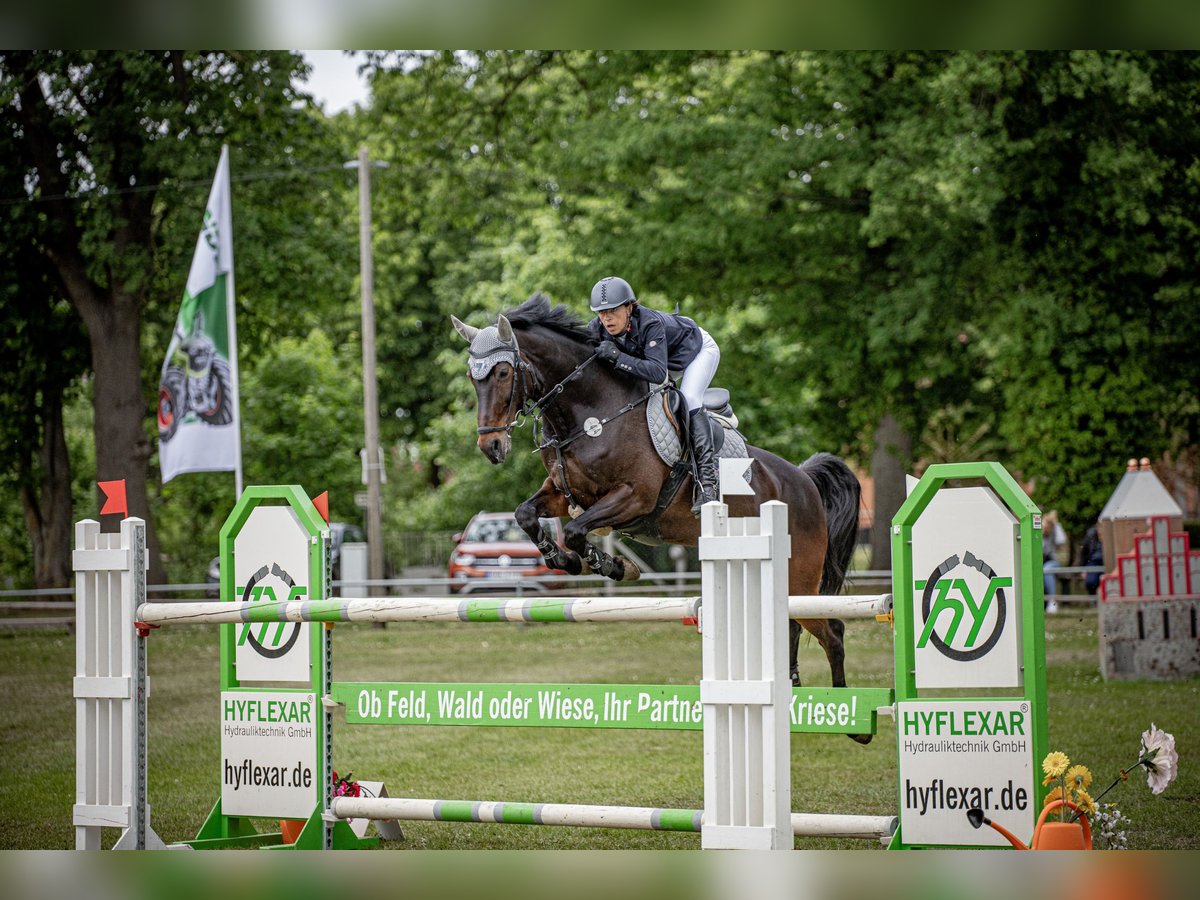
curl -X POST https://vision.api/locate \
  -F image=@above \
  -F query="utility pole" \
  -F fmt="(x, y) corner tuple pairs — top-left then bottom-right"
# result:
(346, 146), (388, 597)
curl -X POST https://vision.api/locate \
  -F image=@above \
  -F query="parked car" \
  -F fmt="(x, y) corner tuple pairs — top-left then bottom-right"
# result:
(448, 511), (566, 593)
(206, 521), (367, 597)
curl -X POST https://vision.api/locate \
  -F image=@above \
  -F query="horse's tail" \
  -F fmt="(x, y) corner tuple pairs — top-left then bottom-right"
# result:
(799, 452), (862, 596)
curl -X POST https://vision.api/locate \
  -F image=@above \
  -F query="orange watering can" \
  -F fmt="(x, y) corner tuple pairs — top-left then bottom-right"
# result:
(967, 800), (1092, 850)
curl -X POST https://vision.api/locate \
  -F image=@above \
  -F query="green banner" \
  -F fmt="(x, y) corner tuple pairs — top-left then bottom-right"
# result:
(331, 682), (893, 735)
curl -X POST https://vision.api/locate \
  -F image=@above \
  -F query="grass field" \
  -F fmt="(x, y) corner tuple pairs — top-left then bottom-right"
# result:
(1, 605), (1195, 850)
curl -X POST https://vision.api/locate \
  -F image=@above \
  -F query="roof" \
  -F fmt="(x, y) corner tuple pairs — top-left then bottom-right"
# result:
(1098, 464), (1183, 521)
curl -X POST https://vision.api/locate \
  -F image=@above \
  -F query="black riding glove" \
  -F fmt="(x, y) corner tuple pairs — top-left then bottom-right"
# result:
(595, 341), (621, 364)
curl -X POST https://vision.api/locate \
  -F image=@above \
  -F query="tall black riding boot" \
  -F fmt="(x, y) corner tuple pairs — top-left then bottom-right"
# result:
(688, 408), (720, 516)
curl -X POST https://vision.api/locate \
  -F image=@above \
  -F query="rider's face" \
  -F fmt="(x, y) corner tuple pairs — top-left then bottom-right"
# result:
(597, 303), (632, 335)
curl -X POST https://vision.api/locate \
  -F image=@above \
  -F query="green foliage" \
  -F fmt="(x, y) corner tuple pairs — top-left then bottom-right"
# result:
(241, 329), (366, 516)
(2, 51), (1198, 584)
(981, 52), (1200, 534)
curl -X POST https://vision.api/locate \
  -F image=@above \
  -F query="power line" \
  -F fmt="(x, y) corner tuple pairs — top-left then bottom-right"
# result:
(0, 162), (353, 208)
(1, 151), (868, 215)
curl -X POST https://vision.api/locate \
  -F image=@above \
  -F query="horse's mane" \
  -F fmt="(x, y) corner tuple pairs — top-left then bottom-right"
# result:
(501, 293), (593, 345)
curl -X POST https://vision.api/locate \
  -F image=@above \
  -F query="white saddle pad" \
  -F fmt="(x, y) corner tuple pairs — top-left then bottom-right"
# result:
(646, 393), (749, 470)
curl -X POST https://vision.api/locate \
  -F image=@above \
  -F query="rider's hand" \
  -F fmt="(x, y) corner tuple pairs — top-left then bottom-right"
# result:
(595, 341), (620, 364)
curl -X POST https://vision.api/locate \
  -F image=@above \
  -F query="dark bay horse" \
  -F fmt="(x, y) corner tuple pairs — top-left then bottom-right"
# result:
(452, 295), (867, 742)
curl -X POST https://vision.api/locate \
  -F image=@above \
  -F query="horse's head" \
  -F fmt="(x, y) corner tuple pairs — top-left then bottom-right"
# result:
(452, 313), (523, 464)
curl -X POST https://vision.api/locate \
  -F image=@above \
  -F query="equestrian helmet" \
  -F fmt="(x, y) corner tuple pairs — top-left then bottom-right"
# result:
(590, 276), (636, 312)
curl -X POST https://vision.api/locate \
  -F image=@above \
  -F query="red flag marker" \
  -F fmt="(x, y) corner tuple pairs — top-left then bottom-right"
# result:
(312, 491), (330, 524)
(98, 480), (128, 518)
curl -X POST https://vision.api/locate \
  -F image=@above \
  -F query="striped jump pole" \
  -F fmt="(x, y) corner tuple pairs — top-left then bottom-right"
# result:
(135, 593), (892, 627)
(330, 797), (897, 842)
(137, 595), (700, 625)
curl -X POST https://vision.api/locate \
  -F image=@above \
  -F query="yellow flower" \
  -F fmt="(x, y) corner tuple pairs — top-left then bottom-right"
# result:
(1074, 790), (1096, 818)
(1044, 786), (1065, 807)
(1066, 765), (1093, 792)
(1042, 751), (1070, 778)
(1042, 773), (1057, 787)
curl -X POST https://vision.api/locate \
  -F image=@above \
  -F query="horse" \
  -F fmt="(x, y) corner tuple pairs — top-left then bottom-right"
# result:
(452, 294), (869, 743)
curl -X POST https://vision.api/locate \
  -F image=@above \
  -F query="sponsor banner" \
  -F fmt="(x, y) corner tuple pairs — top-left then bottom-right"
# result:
(221, 691), (318, 819)
(911, 486), (1023, 688)
(897, 699), (1035, 847)
(233, 505), (313, 683)
(332, 682), (892, 734)
(158, 145), (240, 483)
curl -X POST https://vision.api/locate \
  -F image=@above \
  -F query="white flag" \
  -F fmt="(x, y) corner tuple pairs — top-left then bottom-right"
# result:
(157, 146), (242, 487)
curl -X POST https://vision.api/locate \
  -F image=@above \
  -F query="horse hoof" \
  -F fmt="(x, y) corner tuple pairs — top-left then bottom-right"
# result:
(564, 554), (583, 576)
(620, 559), (641, 581)
(848, 732), (873, 745)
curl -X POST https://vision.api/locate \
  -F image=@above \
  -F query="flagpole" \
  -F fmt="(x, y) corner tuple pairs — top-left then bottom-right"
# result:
(221, 144), (244, 498)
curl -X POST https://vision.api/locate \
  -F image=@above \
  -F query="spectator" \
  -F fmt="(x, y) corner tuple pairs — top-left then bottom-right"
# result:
(1077, 523), (1104, 594)
(1043, 510), (1067, 613)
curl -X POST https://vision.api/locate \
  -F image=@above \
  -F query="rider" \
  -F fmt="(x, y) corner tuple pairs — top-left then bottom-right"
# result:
(586, 276), (721, 515)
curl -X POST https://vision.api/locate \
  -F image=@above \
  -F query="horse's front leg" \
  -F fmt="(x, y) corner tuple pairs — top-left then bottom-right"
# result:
(562, 484), (649, 582)
(515, 478), (583, 575)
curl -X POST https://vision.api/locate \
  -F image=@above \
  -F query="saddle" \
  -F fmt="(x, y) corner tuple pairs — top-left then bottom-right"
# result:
(596, 387), (748, 544)
(647, 386), (746, 467)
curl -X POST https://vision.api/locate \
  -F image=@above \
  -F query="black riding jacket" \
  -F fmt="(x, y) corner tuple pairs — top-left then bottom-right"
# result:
(587, 306), (703, 385)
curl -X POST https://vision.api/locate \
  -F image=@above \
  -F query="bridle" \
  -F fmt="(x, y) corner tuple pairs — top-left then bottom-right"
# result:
(474, 353), (533, 437)
(472, 328), (598, 440)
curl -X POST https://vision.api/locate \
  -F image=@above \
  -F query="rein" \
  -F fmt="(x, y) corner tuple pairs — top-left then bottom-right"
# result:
(539, 384), (667, 453)
(537, 383), (665, 517)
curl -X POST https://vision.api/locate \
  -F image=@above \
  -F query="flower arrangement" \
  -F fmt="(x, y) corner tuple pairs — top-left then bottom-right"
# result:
(1041, 723), (1177, 848)
(332, 769), (362, 799)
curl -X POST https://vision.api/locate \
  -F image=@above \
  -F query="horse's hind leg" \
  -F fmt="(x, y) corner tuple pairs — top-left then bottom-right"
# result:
(787, 620), (842, 690)
(787, 538), (828, 687)
(787, 533), (871, 744)
(799, 616), (871, 744)
(796, 617), (846, 687)
(789, 620), (803, 686)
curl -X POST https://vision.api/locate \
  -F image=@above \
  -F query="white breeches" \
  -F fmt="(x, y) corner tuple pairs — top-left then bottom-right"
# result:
(680, 328), (720, 411)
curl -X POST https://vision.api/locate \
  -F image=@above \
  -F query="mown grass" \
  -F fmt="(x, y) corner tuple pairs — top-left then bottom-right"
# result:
(1, 607), (1195, 850)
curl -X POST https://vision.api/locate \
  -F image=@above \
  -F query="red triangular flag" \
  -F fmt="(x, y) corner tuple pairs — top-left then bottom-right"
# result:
(98, 480), (128, 518)
(312, 491), (330, 524)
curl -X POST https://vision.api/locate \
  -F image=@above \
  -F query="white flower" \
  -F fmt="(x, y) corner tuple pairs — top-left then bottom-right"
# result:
(1140, 723), (1178, 795)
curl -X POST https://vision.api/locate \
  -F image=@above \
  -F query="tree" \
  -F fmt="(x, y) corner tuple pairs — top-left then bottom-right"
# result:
(0, 267), (88, 588)
(946, 52), (1200, 535)
(1, 51), (339, 582)
(460, 51), (1003, 564)
(358, 50), (1199, 565)
(0, 94), (90, 588)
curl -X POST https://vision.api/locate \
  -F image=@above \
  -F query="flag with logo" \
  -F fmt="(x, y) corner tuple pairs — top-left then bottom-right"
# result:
(157, 145), (243, 490)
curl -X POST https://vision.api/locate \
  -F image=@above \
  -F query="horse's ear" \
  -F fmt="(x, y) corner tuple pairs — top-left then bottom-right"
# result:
(497, 315), (514, 343)
(451, 315), (479, 343)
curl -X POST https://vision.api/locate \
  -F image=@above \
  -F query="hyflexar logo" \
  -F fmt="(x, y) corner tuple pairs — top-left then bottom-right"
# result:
(232, 503), (315, 684)
(238, 562), (307, 658)
(915, 551), (1011, 662)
